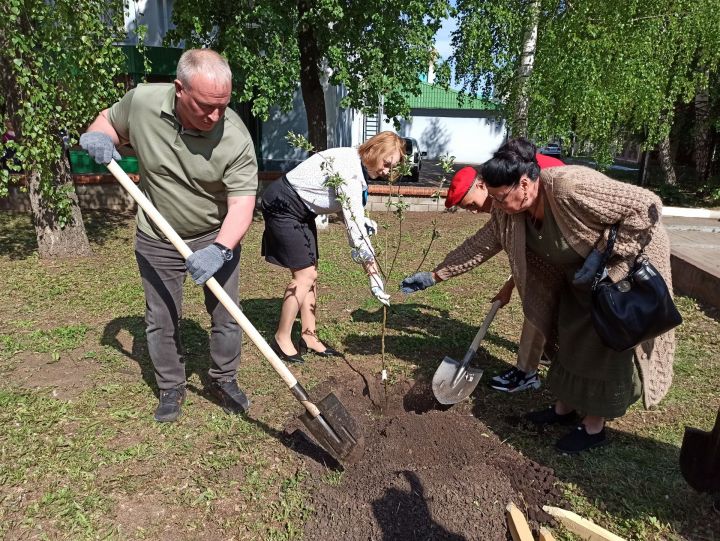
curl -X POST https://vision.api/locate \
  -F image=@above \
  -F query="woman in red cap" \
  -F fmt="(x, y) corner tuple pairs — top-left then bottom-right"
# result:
(438, 151), (564, 393)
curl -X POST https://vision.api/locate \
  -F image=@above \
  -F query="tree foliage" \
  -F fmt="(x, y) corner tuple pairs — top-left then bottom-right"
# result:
(449, 0), (720, 161)
(0, 0), (126, 256)
(167, 0), (450, 148)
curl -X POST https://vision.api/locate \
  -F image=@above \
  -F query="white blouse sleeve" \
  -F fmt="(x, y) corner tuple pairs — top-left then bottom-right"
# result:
(336, 156), (375, 263)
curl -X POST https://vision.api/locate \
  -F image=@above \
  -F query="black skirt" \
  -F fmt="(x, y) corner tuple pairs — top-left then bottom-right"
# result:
(261, 176), (319, 269)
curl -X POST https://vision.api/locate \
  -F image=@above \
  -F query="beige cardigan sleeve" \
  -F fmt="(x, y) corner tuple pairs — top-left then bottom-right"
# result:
(432, 213), (503, 281)
(547, 167), (663, 278)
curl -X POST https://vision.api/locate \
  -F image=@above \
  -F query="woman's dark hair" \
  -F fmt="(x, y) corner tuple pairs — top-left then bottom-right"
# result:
(481, 137), (541, 188)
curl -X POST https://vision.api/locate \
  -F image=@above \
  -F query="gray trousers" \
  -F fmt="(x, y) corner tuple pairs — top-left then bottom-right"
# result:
(135, 229), (242, 390)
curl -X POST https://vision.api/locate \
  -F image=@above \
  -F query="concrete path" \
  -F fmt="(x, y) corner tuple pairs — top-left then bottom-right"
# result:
(664, 213), (720, 309)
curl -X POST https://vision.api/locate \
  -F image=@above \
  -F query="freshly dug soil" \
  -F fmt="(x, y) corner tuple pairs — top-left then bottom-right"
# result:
(290, 372), (563, 541)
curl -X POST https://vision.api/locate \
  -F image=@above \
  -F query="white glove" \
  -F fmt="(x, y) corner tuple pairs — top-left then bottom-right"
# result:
(364, 217), (378, 236)
(369, 274), (391, 307)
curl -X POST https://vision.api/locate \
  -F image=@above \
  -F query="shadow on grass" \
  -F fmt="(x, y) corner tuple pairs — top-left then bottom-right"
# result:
(0, 209), (133, 260)
(346, 303), (720, 539)
(240, 297), (300, 343)
(99, 311), (288, 394)
(236, 300), (516, 366)
(698, 300), (720, 324)
(0, 211), (37, 259)
(100, 315), (234, 395)
(83, 209), (135, 246)
(346, 303), (516, 380)
(100, 310), (346, 469)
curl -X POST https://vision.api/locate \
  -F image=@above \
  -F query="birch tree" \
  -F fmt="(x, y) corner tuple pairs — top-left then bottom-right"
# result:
(449, 0), (720, 171)
(0, 0), (125, 257)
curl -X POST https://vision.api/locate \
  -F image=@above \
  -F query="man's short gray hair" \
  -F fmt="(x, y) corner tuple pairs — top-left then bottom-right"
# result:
(176, 49), (232, 88)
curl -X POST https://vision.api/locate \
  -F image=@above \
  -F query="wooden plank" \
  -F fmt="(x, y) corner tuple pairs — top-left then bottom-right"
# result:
(538, 526), (556, 541)
(543, 506), (626, 541)
(506, 502), (534, 541)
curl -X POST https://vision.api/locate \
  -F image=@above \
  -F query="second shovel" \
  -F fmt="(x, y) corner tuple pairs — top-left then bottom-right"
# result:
(432, 300), (501, 405)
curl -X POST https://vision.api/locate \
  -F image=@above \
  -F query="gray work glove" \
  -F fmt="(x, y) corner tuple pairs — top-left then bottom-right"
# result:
(572, 249), (604, 285)
(400, 271), (436, 294)
(369, 274), (391, 307)
(79, 132), (121, 165)
(186, 244), (226, 285)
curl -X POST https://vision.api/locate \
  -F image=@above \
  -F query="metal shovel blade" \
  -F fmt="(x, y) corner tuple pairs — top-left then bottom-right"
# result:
(432, 357), (484, 405)
(299, 391), (364, 463)
(432, 300), (501, 405)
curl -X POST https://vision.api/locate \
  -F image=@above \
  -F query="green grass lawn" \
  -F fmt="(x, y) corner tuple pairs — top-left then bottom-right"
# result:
(0, 209), (718, 540)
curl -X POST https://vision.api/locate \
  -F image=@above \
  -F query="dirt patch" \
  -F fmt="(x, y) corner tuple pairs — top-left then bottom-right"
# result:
(292, 370), (563, 540)
(6, 351), (100, 400)
(113, 498), (230, 541)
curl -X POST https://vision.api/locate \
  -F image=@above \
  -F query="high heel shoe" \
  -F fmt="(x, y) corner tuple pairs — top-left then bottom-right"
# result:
(270, 337), (304, 364)
(298, 337), (342, 358)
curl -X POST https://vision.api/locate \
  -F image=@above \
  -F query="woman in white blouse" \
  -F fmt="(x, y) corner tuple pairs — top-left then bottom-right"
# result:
(261, 131), (405, 363)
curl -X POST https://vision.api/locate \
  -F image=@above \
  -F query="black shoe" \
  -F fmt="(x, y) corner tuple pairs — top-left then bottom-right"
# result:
(298, 337), (342, 358)
(270, 337), (304, 364)
(209, 378), (251, 414)
(154, 385), (186, 423)
(555, 425), (608, 454)
(524, 405), (579, 426)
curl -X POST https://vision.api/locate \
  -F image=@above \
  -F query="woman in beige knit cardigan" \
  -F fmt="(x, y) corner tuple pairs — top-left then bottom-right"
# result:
(401, 138), (676, 453)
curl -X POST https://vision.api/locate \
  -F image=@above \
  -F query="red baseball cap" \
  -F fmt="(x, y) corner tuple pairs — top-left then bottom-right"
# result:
(445, 166), (479, 208)
(535, 153), (564, 168)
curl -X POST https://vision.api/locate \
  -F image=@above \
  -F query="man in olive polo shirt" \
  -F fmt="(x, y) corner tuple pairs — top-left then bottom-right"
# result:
(80, 49), (257, 422)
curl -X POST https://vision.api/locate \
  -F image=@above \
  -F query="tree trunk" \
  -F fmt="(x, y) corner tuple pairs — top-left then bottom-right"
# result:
(2, 51), (91, 258)
(512, 0), (540, 137)
(657, 135), (677, 186)
(296, 0), (327, 151)
(694, 86), (711, 183)
(638, 149), (650, 185)
(27, 157), (92, 258)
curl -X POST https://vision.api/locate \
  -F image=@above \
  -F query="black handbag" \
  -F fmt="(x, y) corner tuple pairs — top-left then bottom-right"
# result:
(590, 224), (682, 352)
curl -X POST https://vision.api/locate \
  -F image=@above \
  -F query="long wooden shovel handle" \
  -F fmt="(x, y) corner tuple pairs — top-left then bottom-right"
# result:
(462, 300), (502, 364)
(106, 161), (321, 418)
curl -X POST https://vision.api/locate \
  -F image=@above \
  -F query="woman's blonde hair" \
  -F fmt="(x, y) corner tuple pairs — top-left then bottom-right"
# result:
(358, 131), (405, 173)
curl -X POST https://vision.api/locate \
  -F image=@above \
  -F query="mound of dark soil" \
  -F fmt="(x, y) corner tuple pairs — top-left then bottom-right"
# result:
(289, 373), (563, 540)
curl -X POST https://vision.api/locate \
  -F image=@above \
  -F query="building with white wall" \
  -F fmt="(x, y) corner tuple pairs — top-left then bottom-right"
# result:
(260, 81), (506, 171)
(396, 83), (505, 164)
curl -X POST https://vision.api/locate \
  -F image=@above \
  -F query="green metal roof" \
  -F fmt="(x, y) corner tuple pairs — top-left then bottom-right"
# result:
(405, 82), (496, 111)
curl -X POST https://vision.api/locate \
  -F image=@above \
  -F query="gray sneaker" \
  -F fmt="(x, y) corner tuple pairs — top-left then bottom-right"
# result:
(154, 385), (186, 423)
(209, 378), (251, 414)
(489, 367), (541, 393)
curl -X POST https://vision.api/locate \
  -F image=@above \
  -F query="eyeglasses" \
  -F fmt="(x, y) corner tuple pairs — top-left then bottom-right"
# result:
(487, 183), (519, 204)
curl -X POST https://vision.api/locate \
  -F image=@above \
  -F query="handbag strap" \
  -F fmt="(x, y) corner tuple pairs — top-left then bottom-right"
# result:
(592, 223), (619, 288)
